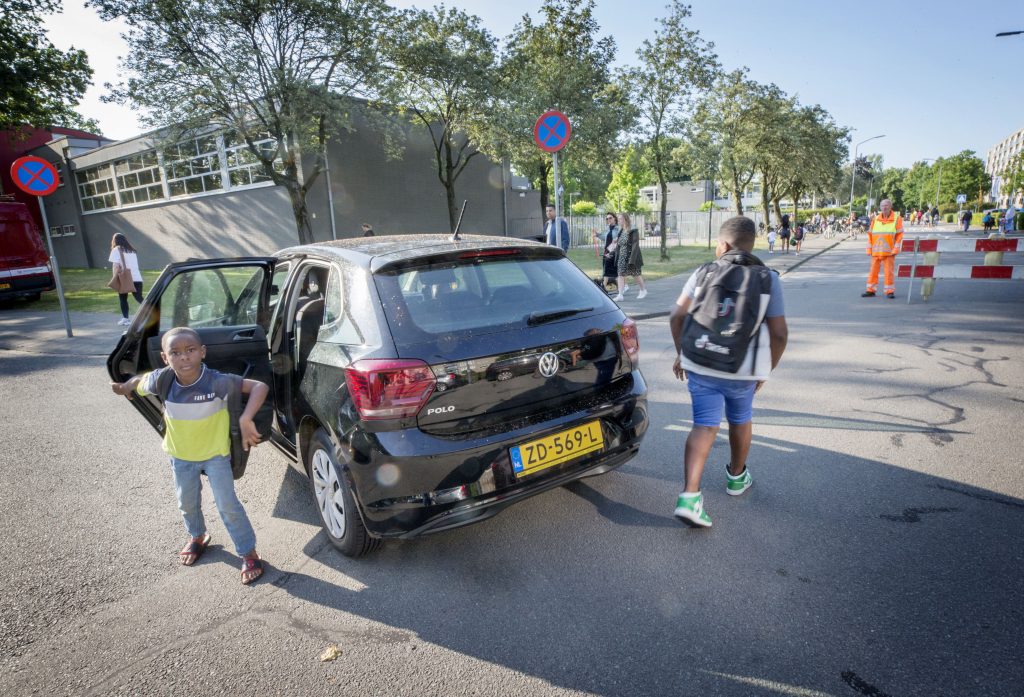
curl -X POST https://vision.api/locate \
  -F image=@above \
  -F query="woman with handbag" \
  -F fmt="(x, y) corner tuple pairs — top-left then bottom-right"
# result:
(109, 234), (144, 326)
(612, 212), (647, 301)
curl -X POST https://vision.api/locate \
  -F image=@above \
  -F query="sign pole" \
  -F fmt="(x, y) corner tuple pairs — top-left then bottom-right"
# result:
(552, 151), (563, 249)
(36, 197), (73, 337)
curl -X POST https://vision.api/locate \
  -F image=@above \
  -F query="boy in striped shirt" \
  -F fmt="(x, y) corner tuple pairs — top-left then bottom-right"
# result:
(111, 327), (269, 584)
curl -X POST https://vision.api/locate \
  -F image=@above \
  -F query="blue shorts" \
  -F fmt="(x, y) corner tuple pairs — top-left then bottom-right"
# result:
(687, 372), (757, 427)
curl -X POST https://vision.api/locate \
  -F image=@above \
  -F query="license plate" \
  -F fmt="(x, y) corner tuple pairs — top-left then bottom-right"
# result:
(510, 420), (604, 478)
(0, 283), (9, 290)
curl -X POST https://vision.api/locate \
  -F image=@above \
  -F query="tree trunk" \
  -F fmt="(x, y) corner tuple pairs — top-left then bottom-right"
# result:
(444, 141), (458, 232)
(772, 197), (783, 223)
(538, 162), (550, 215)
(659, 171), (669, 261)
(757, 170), (770, 228)
(287, 183), (315, 246)
(731, 169), (744, 215)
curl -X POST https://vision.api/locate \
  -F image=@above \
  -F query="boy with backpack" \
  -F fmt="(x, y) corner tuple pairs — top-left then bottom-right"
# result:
(668, 216), (789, 527)
(110, 327), (270, 583)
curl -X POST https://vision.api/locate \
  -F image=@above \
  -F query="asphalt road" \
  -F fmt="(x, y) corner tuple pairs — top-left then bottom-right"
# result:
(1, 238), (1022, 697)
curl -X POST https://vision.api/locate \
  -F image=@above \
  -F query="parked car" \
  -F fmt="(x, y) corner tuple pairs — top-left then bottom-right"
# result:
(108, 235), (649, 556)
(0, 196), (55, 301)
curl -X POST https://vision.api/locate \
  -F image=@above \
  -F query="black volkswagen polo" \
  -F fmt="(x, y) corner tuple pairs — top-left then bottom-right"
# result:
(108, 235), (648, 556)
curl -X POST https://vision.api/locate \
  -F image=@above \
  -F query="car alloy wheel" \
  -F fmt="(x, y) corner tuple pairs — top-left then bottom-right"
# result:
(306, 428), (382, 557)
(311, 448), (346, 539)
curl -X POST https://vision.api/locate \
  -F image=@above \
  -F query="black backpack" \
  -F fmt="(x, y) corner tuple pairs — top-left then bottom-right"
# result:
(680, 250), (773, 374)
(156, 370), (268, 479)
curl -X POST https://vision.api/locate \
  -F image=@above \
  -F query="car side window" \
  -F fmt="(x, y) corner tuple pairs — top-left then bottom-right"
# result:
(160, 266), (266, 330)
(322, 267), (366, 345)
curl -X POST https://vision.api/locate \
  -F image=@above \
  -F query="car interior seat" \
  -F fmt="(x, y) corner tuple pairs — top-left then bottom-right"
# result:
(295, 268), (326, 378)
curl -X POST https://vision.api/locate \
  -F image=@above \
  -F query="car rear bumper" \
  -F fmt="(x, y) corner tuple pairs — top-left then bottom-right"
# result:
(350, 371), (648, 538)
(0, 269), (54, 299)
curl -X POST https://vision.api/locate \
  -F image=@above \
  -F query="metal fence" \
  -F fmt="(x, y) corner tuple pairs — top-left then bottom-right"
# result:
(509, 211), (769, 250)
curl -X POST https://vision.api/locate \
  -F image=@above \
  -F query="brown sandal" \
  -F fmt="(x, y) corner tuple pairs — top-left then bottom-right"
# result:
(179, 533), (211, 566)
(241, 555), (264, 585)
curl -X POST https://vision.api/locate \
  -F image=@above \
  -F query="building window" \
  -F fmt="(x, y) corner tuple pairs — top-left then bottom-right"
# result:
(76, 164), (117, 211)
(165, 134), (224, 197)
(62, 224), (76, 237)
(51, 163), (64, 187)
(114, 151), (165, 205)
(50, 226), (62, 238)
(223, 131), (283, 187)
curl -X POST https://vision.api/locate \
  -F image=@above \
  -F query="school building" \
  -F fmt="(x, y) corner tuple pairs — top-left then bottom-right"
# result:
(10, 111), (541, 270)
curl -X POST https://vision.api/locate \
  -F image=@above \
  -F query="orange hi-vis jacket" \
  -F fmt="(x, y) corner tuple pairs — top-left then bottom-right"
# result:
(867, 213), (904, 257)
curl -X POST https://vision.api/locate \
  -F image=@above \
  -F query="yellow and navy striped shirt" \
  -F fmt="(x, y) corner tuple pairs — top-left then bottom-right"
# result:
(137, 365), (231, 461)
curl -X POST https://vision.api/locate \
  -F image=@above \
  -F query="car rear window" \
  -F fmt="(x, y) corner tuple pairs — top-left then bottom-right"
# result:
(374, 256), (617, 345)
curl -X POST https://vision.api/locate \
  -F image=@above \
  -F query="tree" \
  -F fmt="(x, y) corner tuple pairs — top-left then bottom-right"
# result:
(497, 0), (635, 215)
(387, 6), (498, 232)
(937, 150), (990, 207)
(619, 1), (717, 260)
(1000, 152), (1024, 205)
(689, 69), (766, 215)
(879, 167), (909, 211)
(777, 105), (847, 221)
(603, 144), (650, 213)
(91, 0), (394, 245)
(1, 0), (95, 133)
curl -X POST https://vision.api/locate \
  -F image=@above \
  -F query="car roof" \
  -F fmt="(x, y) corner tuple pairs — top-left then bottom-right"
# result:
(277, 234), (557, 272)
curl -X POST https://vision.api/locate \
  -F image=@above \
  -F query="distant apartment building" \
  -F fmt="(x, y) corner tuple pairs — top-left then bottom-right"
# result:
(13, 112), (540, 269)
(986, 127), (1024, 206)
(639, 179), (760, 211)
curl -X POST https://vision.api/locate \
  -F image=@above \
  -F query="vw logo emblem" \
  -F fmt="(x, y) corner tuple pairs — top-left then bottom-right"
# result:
(537, 352), (560, 378)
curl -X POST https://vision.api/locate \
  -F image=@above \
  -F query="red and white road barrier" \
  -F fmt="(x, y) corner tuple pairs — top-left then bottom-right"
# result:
(898, 264), (1024, 279)
(897, 234), (1024, 302)
(899, 238), (1020, 253)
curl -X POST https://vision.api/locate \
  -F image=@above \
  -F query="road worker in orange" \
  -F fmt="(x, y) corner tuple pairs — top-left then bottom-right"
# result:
(862, 198), (903, 299)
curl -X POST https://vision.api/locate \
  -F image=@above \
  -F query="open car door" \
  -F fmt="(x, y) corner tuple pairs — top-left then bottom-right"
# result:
(107, 257), (277, 438)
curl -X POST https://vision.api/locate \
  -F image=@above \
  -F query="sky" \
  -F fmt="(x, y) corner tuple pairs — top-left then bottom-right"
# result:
(43, 0), (1024, 169)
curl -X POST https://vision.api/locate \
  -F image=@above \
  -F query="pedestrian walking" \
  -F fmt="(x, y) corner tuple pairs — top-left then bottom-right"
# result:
(960, 209), (972, 232)
(612, 212), (647, 301)
(544, 204), (570, 251)
(109, 234), (144, 326)
(767, 227), (777, 253)
(1003, 204), (1017, 233)
(779, 214), (791, 253)
(668, 216), (788, 528)
(110, 327), (270, 584)
(361, 223), (375, 237)
(982, 211), (995, 231)
(862, 198), (904, 299)
(792, 223), (805, 255)
(592, 213), (620, 290)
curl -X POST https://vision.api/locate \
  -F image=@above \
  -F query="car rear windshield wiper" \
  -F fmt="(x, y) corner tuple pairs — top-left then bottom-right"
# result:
(526, 307), (593, 325)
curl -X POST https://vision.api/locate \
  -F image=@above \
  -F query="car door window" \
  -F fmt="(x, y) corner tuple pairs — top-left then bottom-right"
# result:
(160, 266), (266, 330)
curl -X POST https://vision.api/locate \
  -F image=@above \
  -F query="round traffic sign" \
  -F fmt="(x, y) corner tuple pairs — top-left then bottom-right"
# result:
(10, 156), (60, 197)
(533, 111), (572, 153)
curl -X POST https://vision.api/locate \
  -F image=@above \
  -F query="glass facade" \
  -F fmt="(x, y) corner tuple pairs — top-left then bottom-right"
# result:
(74, 132), (282, 215)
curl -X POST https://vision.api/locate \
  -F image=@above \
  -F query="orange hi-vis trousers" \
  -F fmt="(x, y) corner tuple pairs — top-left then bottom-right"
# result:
(867, 255), (896, 294)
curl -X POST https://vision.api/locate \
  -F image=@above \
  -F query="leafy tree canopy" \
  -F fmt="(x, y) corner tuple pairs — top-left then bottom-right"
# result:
(1, 0), (96, 133)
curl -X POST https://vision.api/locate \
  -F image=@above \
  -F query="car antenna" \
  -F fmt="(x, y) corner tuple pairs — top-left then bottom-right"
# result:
(451, 200), (468, 242)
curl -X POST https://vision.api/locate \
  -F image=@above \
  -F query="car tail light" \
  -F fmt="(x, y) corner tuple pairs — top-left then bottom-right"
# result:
(458, 249), (520, 258)
(620, 318), (639, 365)
(345, 359), (436, 420)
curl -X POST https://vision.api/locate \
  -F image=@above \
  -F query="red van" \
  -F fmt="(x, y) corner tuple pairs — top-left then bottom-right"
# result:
(0, 196), (55, 301)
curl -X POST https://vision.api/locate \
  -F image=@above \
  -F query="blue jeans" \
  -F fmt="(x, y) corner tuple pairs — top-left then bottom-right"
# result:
(687, 372), (757, 427)
(170, 455), (256, 556)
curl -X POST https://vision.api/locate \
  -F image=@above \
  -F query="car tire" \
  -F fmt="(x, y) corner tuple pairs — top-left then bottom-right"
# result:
(306, 428), (382, 557)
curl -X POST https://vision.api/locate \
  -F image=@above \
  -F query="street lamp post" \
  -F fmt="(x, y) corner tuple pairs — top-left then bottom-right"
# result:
(849, 135), (886, 219)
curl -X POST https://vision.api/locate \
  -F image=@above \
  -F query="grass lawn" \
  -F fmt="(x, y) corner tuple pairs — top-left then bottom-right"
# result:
(3, 268), (164, 313)
(567, 238), (767, 281)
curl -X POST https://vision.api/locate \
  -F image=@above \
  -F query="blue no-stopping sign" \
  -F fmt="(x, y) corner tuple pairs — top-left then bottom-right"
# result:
(534, 111), (572, 153)
(11, 156), (60, 197)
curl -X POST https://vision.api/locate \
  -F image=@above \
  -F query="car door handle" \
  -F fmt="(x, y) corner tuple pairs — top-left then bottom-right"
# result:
(232, 329), (258, 341)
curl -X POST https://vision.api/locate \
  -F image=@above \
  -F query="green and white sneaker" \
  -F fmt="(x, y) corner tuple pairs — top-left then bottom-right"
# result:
(674, 493), (712, 528)
(726, 465), (752, 496)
